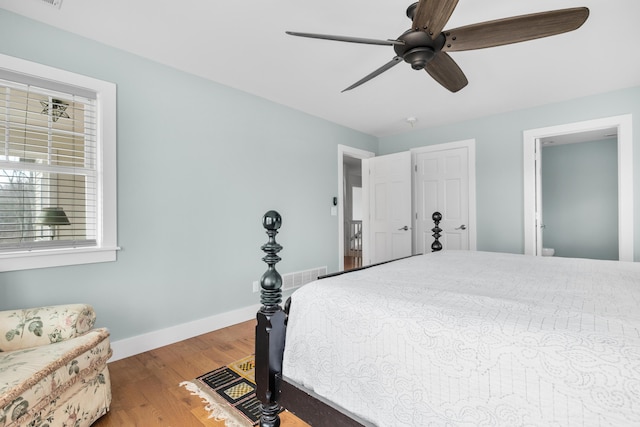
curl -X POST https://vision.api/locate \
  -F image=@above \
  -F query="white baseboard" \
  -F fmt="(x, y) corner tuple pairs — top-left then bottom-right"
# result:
(109, 303), (260, 362)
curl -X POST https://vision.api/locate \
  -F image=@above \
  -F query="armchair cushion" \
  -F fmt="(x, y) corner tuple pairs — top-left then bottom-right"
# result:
(0, 304), (96, 352)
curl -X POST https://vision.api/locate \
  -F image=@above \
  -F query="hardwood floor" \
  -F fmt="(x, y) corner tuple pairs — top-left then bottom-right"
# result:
(343, 255), (362, 271)
(94, 320), (308, 426)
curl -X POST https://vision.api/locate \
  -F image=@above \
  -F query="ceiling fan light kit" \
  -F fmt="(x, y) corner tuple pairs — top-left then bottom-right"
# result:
(287, 1), (589, 93)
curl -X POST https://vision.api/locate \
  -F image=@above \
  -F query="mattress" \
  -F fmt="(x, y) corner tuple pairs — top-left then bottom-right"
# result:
(282, 251), (640, 426)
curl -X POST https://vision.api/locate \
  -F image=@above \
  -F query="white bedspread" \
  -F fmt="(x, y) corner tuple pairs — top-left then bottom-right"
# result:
(282, 251), (640, 426)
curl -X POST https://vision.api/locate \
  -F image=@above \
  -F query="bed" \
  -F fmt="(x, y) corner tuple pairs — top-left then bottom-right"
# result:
(255, 210), (640, 427)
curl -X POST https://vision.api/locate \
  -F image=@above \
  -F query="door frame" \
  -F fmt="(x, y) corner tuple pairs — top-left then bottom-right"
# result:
(523, 114), (634, 261)
(411, 139), (478, 253)
(337, 144), (374, 271)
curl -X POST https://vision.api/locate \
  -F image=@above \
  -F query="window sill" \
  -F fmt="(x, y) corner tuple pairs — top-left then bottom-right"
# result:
(0, 246), (121, 272)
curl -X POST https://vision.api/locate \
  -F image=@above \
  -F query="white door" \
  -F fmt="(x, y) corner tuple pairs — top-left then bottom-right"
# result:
(362, 151), (412, 265)
(414, 145), (471, 253)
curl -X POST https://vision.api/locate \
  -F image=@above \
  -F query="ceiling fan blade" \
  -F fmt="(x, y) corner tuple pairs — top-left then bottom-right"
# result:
(442, 7), (589, 52)
(342, 57), (403, 92)
(286, 31), (404, 46)
(412, 0), (459, 39)
(425, 52), (468, 92)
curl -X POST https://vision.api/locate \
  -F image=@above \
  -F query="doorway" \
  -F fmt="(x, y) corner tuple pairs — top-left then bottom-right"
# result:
(343, 155), (364, 270)
(540, 132), (618, 260)
(337, 145), (374, 271)
(523, 115), (634, 261)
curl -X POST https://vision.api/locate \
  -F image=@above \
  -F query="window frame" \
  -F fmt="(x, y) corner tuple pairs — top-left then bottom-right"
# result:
(0, 54), (118, 271)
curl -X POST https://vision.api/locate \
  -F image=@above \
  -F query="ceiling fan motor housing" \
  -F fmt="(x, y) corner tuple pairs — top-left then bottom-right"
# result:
(395, 30), (446, 69)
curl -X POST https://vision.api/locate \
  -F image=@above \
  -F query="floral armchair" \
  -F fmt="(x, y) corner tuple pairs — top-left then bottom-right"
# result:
(0, 304), (111, 427)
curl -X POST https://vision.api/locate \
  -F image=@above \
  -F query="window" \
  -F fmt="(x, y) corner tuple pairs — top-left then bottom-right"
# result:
(0, 54), (117, 271)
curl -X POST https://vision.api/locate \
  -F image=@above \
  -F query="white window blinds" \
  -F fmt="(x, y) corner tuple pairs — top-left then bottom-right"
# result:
(0, 73), (98, 251)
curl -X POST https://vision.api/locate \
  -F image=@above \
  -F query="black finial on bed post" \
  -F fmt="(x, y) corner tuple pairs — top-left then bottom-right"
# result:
(260, 210), (283, 309)
(256, 210), (286, 427)
(431, 211), (443, 252)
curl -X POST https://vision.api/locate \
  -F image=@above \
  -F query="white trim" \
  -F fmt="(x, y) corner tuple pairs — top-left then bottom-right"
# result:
(96, 81), (118, 251)
(523, 115), (633, 261)
(0, 53), (118, 271)
(337, 145), (374, 271)
(410, 139), (478, 251)
(109, 303), (261, 361)
(0, 246), (120, 272)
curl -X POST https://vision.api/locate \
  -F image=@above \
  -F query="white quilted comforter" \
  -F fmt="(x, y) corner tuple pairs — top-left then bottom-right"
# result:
(282, 251), (640, 426)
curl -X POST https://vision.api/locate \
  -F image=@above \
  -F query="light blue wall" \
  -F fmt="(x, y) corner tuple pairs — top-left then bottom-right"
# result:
(541, 139), (618, 260)
(379, 87), (640, 261)
(0, 11), (377, 340)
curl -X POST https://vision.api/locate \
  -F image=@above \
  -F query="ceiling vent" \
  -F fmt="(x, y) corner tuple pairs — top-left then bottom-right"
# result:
(38, 0), (63, 9)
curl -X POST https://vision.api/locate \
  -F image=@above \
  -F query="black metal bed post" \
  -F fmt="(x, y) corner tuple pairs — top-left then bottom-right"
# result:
(431, 211), (443, 252)
(256, 211), (287, 427)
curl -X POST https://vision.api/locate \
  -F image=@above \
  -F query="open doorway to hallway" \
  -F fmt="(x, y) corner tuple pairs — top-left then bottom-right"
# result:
(343, 155), (363, 271)
(337, 145), (374, 272)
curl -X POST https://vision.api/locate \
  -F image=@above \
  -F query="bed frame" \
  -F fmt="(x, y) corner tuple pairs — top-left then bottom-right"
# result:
(255, 210), (443, 427)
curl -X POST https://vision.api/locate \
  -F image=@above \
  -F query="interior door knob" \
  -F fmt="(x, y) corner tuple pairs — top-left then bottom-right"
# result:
(398, 225), (409, 231)
(455, 225), (467, 230)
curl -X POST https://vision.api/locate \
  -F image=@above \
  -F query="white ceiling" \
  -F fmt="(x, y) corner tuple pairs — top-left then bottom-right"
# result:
(2, 0), (639, 137)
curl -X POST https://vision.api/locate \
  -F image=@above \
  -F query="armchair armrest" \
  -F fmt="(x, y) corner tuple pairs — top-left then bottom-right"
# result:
(0, 304), (96, 352)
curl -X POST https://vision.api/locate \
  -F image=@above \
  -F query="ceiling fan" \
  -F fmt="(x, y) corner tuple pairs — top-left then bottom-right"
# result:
(286, 0), (589, 93)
